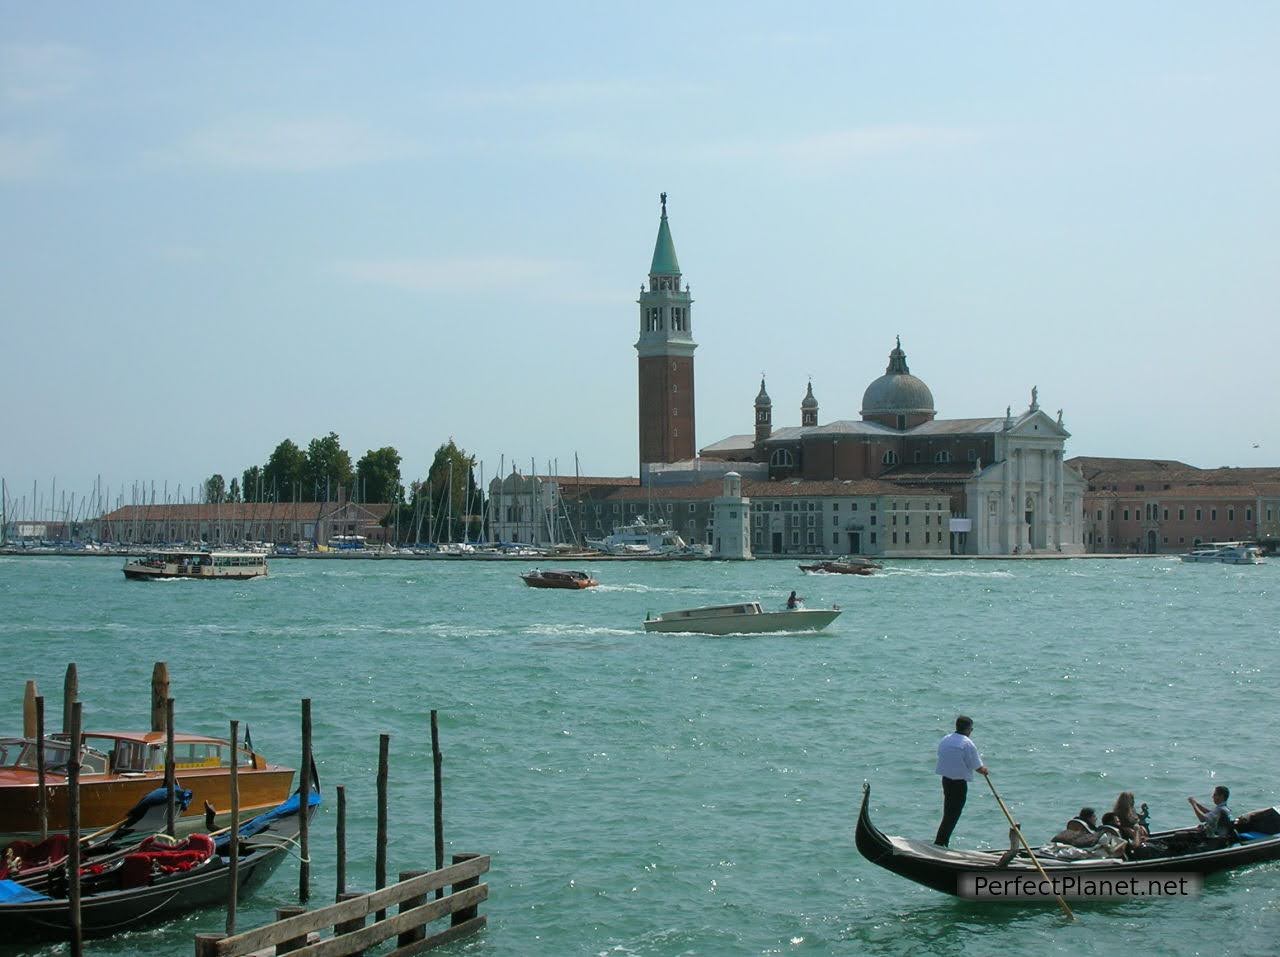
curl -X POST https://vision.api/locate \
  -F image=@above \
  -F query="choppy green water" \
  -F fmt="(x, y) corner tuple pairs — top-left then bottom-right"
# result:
(1, 555), (1278, 957)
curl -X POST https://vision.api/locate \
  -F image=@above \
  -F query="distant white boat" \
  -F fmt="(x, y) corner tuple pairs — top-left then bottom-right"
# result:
(587, 515), (707, 555)
(642, 601), (841, 635)
(1180, 542), (1266, 565)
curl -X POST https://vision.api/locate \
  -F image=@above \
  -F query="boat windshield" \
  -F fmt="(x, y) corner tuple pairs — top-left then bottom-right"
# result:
(0, 737), (74, 773)
(145, 741), (257, 771)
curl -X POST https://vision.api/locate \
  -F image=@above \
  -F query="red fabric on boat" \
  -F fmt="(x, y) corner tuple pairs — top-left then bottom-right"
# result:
(1, 834), (70, 877)
(120, 833), (216, 888)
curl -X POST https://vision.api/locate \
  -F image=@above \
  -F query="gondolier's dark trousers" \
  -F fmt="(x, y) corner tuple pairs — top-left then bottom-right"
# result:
(935, 776), (968, 846)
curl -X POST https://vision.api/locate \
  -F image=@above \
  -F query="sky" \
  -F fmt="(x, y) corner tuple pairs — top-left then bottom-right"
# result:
(3, 3), (1278, 514)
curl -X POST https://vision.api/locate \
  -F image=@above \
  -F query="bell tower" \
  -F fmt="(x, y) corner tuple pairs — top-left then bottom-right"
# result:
(636, 193), (696, 472)
(754, 377), (772, 442)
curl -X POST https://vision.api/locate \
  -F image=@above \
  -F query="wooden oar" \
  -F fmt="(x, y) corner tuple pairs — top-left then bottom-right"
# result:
(983, 773), (1075, 920)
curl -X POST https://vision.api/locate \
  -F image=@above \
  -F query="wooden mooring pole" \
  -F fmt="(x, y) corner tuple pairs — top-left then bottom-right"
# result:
(151, 661), (169, 732)
(62, 663), (77, 735)
(298, 698), (312, 903)
(335, 784), (347, 900)
(227, 719), (240, 935)
(165, 697), (177, 837)
(22, 680), (37, 738)
(375, 732), (389, 921)
(431, 710), (444, 899)
(68, 700), (83, 957)
(35, 695), (48, 840)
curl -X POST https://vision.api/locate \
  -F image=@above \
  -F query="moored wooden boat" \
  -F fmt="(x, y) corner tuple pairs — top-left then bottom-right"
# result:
(123, 550), (268, 581)
(798, 558), (881, 575)
(0, 783), (319, 941)
(520, 569), (599, 589)
(855, 783), (1280, 897)
(0, 731), (294, 844)
(643, 601), (841, 635)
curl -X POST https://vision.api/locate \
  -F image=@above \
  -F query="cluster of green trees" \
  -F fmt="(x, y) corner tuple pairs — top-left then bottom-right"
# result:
(203, 435), (486, 543)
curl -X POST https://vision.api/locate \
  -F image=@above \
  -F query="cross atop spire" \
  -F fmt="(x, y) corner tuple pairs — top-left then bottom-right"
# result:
(660, 191), (667, 217)
(649, 193), (681, 276)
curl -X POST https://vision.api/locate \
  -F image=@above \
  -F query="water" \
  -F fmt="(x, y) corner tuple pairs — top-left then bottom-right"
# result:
(1, 555), (1277, 956)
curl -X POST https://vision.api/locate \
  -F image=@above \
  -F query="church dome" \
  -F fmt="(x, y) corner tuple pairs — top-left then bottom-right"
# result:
(860, 338), (936, 416)
(801, 381), (818, 410)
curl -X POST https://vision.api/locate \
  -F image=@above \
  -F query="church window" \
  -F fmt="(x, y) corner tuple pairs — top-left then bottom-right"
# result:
(689, 504), (696, 512)
(905, 532), (910, 544)
(833, 532), (839, 545)
(772, 502), (781, 511)
(870, 532), (878, 545)
(905, 515), (910, 526)
(1179, 508), (1185, 520)
(1195, 508), (1201, 521)
(770, 448), (794, 468)
(913, 450), (922, 463)
(807, 530), (816, 545)
(807, 514), (815, 527)
(935, 451), (951, 464)
(882, 450), (898, 466)
(967, 449), (977, 462)
(1123, 509), (1129, 521)
(1211, 509), (1217, 521)
(791, 530), (800, 545)
(832, 503), (839, 511)
(1228, 508), (1234, 521)
(892, 532), (898, 544)
(926, 532), (931, 544)
(870, 501), (877, 510)
(1246, 508), (1252, 521)
(870, 515), (877, 526)
(891, 515), (897, 526)
(1163, 509), (1168, 520)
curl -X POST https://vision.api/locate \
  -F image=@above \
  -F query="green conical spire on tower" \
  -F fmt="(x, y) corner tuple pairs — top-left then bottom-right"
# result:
(649, 192), (682, 277)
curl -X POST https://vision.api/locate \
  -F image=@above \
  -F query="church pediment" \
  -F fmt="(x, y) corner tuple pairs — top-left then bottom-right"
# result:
(1008, 409), (1070, 439)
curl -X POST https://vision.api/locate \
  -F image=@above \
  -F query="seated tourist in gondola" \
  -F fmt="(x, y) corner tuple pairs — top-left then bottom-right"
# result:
(1190, 786), (1234, 840)
(1093, 812), (1131, 858)
(1050, 807), (1100, 847)
(1112, 791), (1149, 847)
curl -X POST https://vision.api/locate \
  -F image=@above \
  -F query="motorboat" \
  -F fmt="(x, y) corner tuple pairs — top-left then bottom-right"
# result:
(0, 783), (319, 941)
(798, 558), (882, 576)
(122, 550), (268, 581)
(1179, 542), (1266, 565)
(0, 731), (295, 844)
(642, 601), (841, 635)
(520, 569), (599, 590)
(855, 783), (1280, 898)
(587, 516), (693, 555)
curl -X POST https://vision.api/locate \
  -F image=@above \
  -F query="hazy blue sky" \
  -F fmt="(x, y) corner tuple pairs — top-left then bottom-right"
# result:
(3, 3), (1278, 510)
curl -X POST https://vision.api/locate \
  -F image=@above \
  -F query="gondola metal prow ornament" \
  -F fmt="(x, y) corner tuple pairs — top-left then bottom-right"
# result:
(983, 774), (1076, 921)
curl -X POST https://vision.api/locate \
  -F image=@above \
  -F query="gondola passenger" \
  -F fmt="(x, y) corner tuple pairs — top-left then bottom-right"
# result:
(1112, 791), (1149, 846)
(1051, 807), (1099, 847)
(1190, 786), (1233, 839)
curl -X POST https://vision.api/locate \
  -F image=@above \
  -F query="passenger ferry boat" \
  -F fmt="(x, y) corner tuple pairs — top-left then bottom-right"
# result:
(122, 550), (268, 580)
(0, 730), (295, 843)
(643, 601), (842, 635)
(1179, 542), (1266, 565)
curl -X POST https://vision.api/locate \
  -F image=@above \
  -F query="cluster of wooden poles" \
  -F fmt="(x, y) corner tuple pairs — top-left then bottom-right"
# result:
(19, 662), (451, 955)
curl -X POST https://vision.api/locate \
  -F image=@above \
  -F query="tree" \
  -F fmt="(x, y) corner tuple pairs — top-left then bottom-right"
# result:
(228, 477), (242, 503)
(305, 432), (355, 502)
(413, 440), (484, 542)
(241, 465), (263, 503)
(263, 439), (307, 502)
(356, 446), (404, 504)
(204, 474), (226, 504)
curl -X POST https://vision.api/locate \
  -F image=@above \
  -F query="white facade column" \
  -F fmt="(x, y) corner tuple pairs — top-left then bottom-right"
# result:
(1001, 458), (1012, 553)
(1054, 450), (1065, 550)
(1016, 447), (1027, 552)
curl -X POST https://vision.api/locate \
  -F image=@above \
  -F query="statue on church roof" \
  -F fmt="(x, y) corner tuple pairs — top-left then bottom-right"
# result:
(1030, 385), (1039, 411)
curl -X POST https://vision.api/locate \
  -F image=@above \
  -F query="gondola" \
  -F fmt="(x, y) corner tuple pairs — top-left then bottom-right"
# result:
(855, 783), (1280, 897)
(0, 779), (320, 941)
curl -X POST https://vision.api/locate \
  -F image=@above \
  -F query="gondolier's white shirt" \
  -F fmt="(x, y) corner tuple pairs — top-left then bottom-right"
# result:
(935, 733), (983, 781)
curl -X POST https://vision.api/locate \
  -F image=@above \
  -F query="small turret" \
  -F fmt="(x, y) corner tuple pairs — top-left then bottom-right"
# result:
(801, 380), (818, 427)
(755, 377), (772, 442)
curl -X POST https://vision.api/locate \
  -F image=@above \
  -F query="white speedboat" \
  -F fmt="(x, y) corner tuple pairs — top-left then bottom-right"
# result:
(1179, 542), (1266, 565)
(642, 601), (841, 635)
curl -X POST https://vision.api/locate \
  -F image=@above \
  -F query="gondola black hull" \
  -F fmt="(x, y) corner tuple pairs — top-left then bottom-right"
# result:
(855, 783), (1280, 898)
(0, 842), (287, 939)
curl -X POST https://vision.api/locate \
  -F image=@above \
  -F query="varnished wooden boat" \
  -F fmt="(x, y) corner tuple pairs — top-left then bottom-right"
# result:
(855, 783), (1280, 897)
(798, 559), (881, 575)
(643, 602), (841, 634)
(0, 783), (319, 941)
(0, 731), (294, 844)
(520, 569), (599, 589)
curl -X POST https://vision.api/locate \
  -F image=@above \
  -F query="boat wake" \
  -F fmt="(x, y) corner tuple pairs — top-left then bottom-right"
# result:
(881, 568), (1015, 579)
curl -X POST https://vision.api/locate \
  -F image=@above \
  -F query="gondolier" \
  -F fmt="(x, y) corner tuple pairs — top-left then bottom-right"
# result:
(934, 716), (988, 847)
